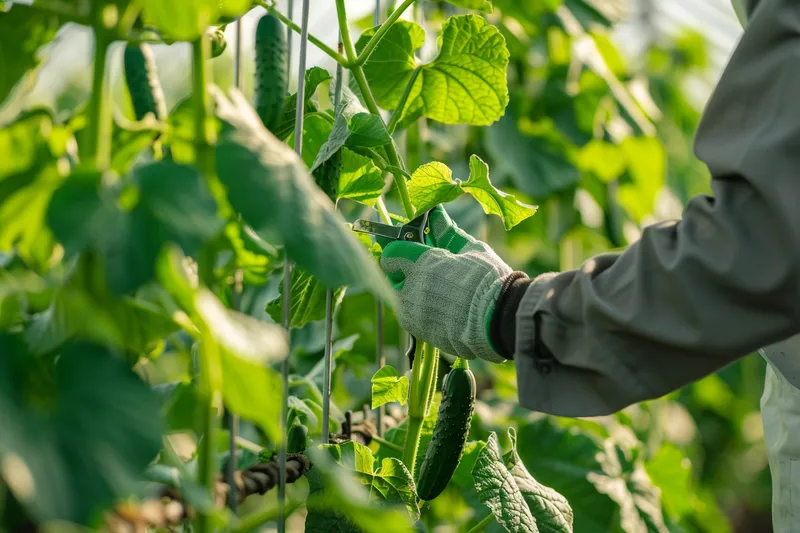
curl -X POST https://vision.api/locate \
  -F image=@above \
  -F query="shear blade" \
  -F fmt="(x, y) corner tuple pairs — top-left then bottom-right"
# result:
(352, 220), (404, 240)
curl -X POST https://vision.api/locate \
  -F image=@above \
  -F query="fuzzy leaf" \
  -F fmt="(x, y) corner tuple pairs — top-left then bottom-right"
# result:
(266, 267), (346, 329)
(213, 88), (395, 306)
(356, 15), (509, 128)
(371, 365), (409, 409)
(407, 156), (536, 230)
(338, 148), (384, 206)
(443, 0), (494, 12)
(472, 432), (537, 532)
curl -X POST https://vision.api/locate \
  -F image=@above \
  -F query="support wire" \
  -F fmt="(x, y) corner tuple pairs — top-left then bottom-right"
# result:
(279, 0), (310, 530)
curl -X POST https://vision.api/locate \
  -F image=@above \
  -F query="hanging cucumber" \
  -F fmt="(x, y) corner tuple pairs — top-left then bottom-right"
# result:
(254, 13), (288, 133)
(123, 43), (167, 122)
(416, 358), (476, 501)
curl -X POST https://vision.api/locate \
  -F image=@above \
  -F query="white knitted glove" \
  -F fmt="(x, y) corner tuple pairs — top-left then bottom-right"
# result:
(379, 206), (513, 363)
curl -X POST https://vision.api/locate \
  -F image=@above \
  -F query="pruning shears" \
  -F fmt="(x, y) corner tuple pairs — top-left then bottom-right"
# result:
(353, 208), (434, 368)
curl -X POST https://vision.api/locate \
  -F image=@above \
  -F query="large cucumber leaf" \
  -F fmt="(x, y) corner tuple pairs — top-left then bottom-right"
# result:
(47, 162), (223, 294)
(407, 155), (537, 230)
(141, 0), (250, 41)
(266, 266), (347, 329)
(371, 365), (409, 409)
(0, 5), (63, 108)
(471, 429), (573, 532)
(516, 417), (670, 532)
(0, 109), (71, 268)
(0, 335), (162, 525)
(442, 0), (494, 13)
(157, 246), (289, 442)
(213, 88), (396, 307)
(356, 14), (509, 128)
(305, 442), (419, 532)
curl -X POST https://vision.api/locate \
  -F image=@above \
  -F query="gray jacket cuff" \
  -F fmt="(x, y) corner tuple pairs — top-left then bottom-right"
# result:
(513, 272), (652, 417)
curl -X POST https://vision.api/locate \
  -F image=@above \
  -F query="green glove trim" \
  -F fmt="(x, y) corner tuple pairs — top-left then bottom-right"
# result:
(380, 240), (431, 289)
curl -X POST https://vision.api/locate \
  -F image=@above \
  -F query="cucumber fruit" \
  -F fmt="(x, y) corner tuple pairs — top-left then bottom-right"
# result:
(416, 358), (476, 501)
(254, 13), (288, 133)
(123, 43), (167, 122)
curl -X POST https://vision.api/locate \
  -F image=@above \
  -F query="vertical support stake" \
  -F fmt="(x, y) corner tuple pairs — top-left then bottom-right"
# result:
(279, 1), (310, 531)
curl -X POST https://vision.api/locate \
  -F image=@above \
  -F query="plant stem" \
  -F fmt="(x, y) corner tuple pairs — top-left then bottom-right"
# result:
(372, 435), (403, 453)
(355, 0), (416, 66)
(257, 0), (349, 66)
(336, 0), (415, 218)
(387, 67), (420, 134)
(195, 338), (222, 533)
(191, 36), (222, 533)
(84, 26), (111, 170)
(351, 66), (415, 217)
(402, 414), (423, 474)
(417, 343), (438, 419)
(466, 513), (496, 533)
(334, 0), (358, 64)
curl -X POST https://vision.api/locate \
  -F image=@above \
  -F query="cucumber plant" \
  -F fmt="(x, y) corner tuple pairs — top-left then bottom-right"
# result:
(0, 1), (721, 533)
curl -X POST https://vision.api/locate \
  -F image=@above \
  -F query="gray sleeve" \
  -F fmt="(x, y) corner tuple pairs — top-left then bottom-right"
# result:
(514, 0), (800, 417)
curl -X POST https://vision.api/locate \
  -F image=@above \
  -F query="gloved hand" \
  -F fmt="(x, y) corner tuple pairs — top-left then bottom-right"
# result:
(379, 206), (529, 363)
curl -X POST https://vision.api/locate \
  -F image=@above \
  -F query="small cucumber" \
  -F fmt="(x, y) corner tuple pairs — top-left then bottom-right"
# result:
(123, 43), (167, 122)
(254, 13), (288, 133)
(416, 358), (476, 501)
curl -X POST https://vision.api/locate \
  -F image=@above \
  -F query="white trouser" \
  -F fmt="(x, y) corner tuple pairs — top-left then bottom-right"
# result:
(760, 336), (800, 532)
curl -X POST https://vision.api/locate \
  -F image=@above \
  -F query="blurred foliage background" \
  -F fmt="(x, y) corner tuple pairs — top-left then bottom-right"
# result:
(0, 0), (772, 531)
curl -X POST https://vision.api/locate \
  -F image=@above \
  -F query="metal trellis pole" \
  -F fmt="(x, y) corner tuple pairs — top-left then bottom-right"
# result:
(373, 0), (386, 439)
(224, 17), (246, 514)
(279, 0), (310, 531)
(321, 37), (345, 447)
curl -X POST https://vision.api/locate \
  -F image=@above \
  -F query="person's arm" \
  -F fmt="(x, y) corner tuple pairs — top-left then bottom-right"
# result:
(503, 0), (800, 417)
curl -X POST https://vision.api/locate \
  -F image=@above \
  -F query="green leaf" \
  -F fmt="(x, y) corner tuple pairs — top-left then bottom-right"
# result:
(617, 136), (666, 222)
(266, 266), (346, 329)
(356, 14), (509, 127)
(157, 247), (289, 442)
(304, 446), (416, 533)
(443, 0), (494, 12)
(371, 365), (409, 409)
(407, 156), (536, 230)
(274, 67), (333, 140)
(310, 112), (350, 172)
(140, 0), (250, 42)
(347, 113), (391, 148)
(0, 336), (162, 525)
(0, 5), (63, 107)
(338, 148), (384, 206)
(288, 112), (335, 170)
(47, 162), (223, 294)
(24, 259), (180, 356)
(320, 442), (419, 521)
(332, 84), (392, 148)
(0, 110), (70, 267)
(463, 155), (538, 230)
(407, 161), (464, 213)
(472, 432), (537, 532)
(212, 88), (396, 306)
(644, 443), (693, 521)
(516, 417), (670, 532)
(484, 109), (579, 199)
(141, 0), (217, 41)
(503, 427), (574, 532)
(577, 139), (626, 182)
